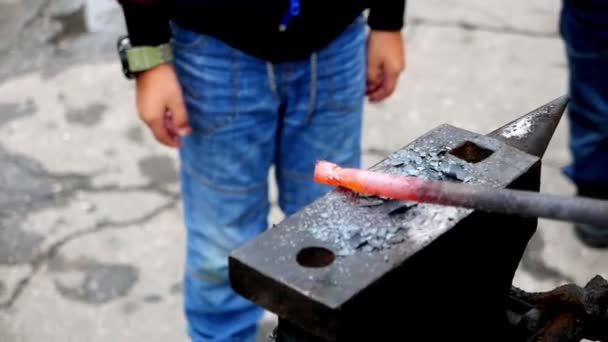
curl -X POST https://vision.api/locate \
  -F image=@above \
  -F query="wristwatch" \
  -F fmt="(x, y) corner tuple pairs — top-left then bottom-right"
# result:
(117, 35), (173, 79)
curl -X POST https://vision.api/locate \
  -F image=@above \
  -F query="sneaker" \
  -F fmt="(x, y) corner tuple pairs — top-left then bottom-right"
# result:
(575, 223), (608, 248)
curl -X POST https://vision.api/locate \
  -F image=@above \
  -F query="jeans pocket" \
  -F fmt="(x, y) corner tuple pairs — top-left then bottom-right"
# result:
(180, 75), (239, 137)
(325, 57), (366, 113)
(174, 48), (240, 137)
(169, 21), (205, 50)
(316, 16), (366, 113)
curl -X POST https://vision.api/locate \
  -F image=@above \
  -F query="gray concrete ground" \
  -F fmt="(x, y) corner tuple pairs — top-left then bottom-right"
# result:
(0, 0), (606, 341)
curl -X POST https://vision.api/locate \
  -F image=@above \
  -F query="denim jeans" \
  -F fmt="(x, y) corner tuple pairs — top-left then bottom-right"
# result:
(560, 0), (608, 185)
(170, 15), (366, 341)
(560, 0), (608, 243)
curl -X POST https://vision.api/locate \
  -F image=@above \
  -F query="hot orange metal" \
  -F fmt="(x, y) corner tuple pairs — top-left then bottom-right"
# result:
(314, 160), (429, 201)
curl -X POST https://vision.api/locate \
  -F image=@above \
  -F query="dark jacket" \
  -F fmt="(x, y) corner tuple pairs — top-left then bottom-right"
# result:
(118, 0), (407, 62)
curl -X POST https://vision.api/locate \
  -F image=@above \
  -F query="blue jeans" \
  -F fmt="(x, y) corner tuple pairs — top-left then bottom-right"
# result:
(560, 0), (608, 185)
(171, 16), (366, 341)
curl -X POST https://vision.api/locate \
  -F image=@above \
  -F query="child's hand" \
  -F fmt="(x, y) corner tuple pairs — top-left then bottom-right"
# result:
(366, 31), (406, 102)
(135, 63), (191, 148)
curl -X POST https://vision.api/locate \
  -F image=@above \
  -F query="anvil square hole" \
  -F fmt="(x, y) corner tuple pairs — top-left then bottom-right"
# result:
(297, 247), (335, 268)
(449, 141), (494, 163)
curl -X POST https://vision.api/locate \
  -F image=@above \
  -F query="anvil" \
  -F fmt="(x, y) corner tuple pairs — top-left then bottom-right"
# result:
(229, 96), (569, 341)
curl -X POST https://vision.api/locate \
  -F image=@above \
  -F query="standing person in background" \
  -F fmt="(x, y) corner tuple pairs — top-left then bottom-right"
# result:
(560, 0), (608, 248)
(115, 0), (407, 340)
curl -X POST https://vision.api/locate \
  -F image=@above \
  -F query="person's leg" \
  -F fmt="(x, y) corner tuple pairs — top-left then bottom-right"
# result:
(275, 15), (366, 216)
(171, 22), (280, 341)
(560, 0), (608, 247)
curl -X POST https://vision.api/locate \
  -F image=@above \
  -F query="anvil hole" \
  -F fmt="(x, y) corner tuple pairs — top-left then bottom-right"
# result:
(449, 141), (493, 163)
(297, 247), (335, 268)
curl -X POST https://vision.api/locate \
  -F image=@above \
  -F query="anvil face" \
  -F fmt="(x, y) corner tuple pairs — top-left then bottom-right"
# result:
(230, 124), (542, 341)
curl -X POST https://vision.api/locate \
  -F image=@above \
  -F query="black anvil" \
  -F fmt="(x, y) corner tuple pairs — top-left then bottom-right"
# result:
(229, 96), (606, 342)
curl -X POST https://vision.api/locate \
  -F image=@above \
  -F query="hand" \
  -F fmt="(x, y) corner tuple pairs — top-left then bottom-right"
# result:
(366, 30), (406, 102)
(135, 63), (191, 148)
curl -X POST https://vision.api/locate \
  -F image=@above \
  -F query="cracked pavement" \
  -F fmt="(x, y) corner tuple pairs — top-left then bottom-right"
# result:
(0, 0), (607, 341)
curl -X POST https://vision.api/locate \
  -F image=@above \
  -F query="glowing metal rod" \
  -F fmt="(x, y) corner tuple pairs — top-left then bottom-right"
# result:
(314, 160), (608, 227)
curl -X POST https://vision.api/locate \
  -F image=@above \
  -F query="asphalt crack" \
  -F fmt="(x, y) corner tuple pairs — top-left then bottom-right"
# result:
(0, 143), (181, 309)
(20, 0), (53, 32)
(2, 149), (176, 213)
(520, 232), (575, 283)
(0, 194), (179, 310)
(408, 17), (559, 39)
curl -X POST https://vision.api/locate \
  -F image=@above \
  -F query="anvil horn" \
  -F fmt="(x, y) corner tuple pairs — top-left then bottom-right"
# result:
(487, 95), (570, 158)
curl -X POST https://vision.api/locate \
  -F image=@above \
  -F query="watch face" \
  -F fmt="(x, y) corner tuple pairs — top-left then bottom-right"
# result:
(117, 36), (134, 79)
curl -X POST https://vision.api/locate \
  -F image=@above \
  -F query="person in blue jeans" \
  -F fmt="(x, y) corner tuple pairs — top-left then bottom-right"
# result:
(116, 0), (406, 340)
(560, 0), (608, 248)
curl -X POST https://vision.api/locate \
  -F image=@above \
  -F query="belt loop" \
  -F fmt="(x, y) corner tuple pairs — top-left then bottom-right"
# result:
(305, 52), (318, 124)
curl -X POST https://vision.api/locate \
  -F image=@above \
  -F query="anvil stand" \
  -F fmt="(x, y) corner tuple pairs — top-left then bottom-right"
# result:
(229, 96), (608, 342)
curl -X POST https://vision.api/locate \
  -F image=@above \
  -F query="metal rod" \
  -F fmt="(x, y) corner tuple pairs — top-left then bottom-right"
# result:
(314, 160), (608, 227)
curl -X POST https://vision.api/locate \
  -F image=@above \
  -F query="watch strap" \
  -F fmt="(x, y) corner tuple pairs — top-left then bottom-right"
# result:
(126, 44), (173, 72)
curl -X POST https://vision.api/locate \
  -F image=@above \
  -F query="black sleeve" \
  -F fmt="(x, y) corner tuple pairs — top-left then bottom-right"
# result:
(367, 0), (407, 31)
(118, 0), (171, 46)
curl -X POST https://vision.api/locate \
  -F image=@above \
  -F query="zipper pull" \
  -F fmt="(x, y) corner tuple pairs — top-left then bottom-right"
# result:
(279, 0), (300, 32)
(290, 0), (300, 16)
